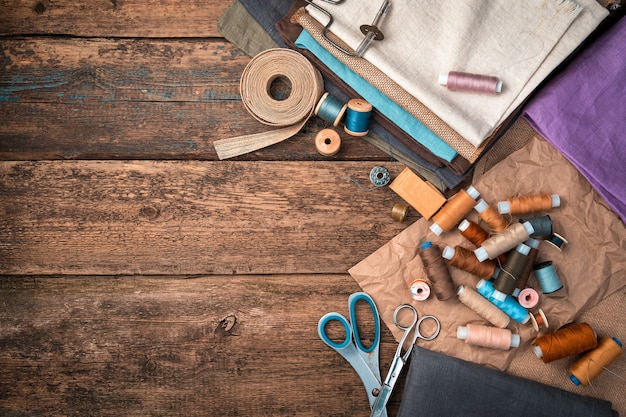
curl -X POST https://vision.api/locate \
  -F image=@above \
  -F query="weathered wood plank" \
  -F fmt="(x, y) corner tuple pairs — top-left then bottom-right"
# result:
(0, 160), (415, 275)
(0, 38), (387, 161)
(0, 274), (404, 417)
(0, 0), (231, 37)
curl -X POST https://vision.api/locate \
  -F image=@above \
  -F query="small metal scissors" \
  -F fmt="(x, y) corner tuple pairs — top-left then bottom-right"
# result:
(317, 292), (386, 417)
(369, 304), (441, 417)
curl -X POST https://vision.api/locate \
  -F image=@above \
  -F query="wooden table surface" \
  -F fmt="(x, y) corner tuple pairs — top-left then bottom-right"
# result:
(0, 2), (438, 415)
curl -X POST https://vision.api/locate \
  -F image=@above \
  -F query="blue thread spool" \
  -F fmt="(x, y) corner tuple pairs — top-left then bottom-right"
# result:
(314, 92), (348, 127)
(533, 261), (563, 294)
(520, 215), (552, 238)
(545, 233), (568, 251)
(344, 98), (372, 136)
(476, 279), (530, 324)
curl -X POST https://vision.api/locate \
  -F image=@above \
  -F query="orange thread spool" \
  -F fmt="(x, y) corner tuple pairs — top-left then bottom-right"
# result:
(430, 186), (480, 235)
(419, 241), (457, 301)
(458, 219), (490, 247)
(533, 322), (598, 363)
(498, 194), (560, 216)
(442, 245), (497, 279)
(475, 199), (509, 233)
(569, 337), (624, 386)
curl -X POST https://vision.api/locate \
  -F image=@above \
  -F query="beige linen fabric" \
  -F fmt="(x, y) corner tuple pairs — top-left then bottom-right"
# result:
(307, 0), (608, 147)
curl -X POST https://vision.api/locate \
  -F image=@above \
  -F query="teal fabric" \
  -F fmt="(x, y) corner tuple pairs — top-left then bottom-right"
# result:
(295, 29), (458, 162)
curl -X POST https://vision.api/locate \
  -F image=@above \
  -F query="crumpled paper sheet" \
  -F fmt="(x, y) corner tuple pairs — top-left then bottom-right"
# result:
(349, 136), (626, 370)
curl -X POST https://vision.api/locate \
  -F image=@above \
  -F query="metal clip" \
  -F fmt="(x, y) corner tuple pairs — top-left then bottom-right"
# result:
(305, 0), (391, 57)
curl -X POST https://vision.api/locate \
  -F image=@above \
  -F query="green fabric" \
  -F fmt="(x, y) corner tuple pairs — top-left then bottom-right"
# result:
(217, 0), (280, 57)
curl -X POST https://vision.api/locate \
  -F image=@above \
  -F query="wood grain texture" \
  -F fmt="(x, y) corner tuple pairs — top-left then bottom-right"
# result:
(0, 37), (387, 161)
(0, 160), (413, 275)
(0, 275), (404, 417)
(0, 0), (230, 37)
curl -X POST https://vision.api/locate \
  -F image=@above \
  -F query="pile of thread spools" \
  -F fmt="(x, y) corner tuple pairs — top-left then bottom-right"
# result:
(408, 187), (623, 386)
(313, 92), (373, 157)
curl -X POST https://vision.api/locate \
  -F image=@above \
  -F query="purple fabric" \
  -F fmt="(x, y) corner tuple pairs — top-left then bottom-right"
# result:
(523, 16), (626, 223)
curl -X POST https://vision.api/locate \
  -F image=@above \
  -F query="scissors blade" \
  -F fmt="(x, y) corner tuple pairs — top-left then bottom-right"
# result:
(369, 384), (392, 417)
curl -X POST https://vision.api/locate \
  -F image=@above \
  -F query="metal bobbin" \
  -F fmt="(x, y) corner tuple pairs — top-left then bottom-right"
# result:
(391, 202), (410, 223)
(369, 166), (391, 187)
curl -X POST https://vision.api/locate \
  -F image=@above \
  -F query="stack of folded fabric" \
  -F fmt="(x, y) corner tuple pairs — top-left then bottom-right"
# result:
(218, 0), (611, 192)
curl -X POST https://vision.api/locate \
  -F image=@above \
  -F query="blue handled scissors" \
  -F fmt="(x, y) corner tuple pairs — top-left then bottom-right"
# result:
(317, 292), (386, 417)
(369, 304), (441, 417)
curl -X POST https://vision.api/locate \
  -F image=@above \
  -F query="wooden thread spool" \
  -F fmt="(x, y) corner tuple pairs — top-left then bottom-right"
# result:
(570, 337), (624, 386)
(457, 285), (510, 328)
(458, 219), (490, 247)
(498, 194), (560, 216)
(314, 92), (347, 127)
(409, 279), (431, 301)
(443, 245), (497, 279)
(419, 241), (457, 301)
(344, 98), (372, 136)
(457, 323), (520, 350)
(474, 199), (509, 233)
(474, 221), (534, 262)
(533, 322), (598, 363)
(391, 202), (410, 223)
(493, 243), (531, 300)
(430, 186), (480, 235)
(529, 308), (549, 331)
(314, 128), (341, 156)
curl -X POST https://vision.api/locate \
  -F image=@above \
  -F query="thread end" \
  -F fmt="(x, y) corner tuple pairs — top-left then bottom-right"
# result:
(442, 246), (455, 260)
(474, 199), (488, 213)
(456, 326), (468, 340)
(429, 223), (444, 236)
(474, 247), (489, 262)
(497, 201), (511, 214)
(570, 374), (581, 386)
(551, 194), (561, 208)
(438, 73), (448, 86)
(511, 334), (521, 348)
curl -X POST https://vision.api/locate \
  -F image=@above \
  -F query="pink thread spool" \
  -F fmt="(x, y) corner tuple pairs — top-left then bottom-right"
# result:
(439, 71), (503, 94)
(518, 287), (539, 309)
(457, 323), (520, 350)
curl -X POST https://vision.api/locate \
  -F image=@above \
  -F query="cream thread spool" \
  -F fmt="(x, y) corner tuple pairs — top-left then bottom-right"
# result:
(457, 285), (510, 329)
(474, 221), (534, 262)
(314, 128), (341, 156)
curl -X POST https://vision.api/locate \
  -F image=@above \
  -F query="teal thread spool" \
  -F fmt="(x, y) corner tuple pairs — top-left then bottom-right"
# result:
(314, 92), (348, 127)
(344, 98), (373, 136)
(533, 261), (563, 294)
(476, 279), (530, 324)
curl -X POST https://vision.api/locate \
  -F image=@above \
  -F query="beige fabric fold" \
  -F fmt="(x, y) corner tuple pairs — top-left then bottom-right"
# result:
(292, 7), (485, 163)
(349, 136), (626, 371)
(307, 0), (609, 147)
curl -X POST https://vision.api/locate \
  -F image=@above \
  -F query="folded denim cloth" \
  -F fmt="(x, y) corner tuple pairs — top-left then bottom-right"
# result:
(397, 346), (618, 417)
(523, 14), (626, 223)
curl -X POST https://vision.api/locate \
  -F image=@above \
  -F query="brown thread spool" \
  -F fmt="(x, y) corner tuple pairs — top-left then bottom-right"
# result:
(430, 186), (480, 235)
(569, 337), (624, 386)
(457, 323), (520, 350)
(498, 194), (561, 216)
(517, 238), (540, 290)
(529, 308), (549, 331)
(474, 199), (509, 233)
(457, 285), (510, 328)
(314, 128), (341, 156)
(493, 243), (531, 299)
(533, 322), (598, 363)
(443, 245), (497, 279)
(458, 219), (490, 247)
(391, 202), (410, 222)
(474, 221), (534, 262)
(419, 241), (457, 301)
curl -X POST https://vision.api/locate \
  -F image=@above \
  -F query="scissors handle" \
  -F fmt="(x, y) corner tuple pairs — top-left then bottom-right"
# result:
(348, 292), (381, 353)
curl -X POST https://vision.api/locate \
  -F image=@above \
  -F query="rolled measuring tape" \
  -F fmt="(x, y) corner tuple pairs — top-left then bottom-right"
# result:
(213, 49), (324, 159)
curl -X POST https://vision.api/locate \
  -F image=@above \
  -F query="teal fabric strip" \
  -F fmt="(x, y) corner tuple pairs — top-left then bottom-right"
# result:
(295, 30), (458, 162)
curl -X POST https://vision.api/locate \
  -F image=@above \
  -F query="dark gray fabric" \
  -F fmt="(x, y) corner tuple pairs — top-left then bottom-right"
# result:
(236, 0), (469, 189)
(398, 346), (618, 417)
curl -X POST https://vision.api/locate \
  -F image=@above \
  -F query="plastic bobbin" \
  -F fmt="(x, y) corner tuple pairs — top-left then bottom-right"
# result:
(518, 287), (540, 309)
(391, 202), (410, 223)
(545, 232), (568, 251)
(369, 166), (391, 187)
(529, 309), (549, 332)
(314, 128), (341, 156)
(409, 279), (431, 301)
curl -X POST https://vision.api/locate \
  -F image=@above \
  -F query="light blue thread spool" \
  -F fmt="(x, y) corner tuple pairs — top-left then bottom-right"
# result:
(476, 279), (530, 324)
(344, 98), (372, 137)
(533, 261), (563, 294)
(314, 92), (348, 127)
